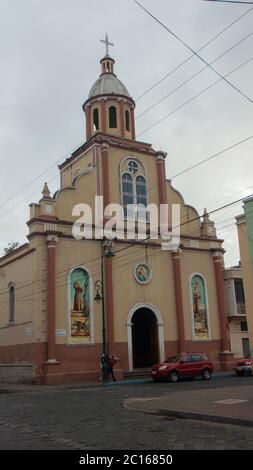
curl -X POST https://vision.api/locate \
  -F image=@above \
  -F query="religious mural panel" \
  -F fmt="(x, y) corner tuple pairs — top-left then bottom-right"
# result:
(69, 268), (91, 343)
(191, 274), (209, 340)
(134, 263), (151, 285)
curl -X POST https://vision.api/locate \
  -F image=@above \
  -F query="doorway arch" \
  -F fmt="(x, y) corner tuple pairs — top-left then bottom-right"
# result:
(127, 303), (165, 371)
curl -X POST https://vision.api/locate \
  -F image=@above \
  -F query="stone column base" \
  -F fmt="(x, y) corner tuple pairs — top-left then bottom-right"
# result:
(220, 352), (234, 371)
(42, 361), (60, 385)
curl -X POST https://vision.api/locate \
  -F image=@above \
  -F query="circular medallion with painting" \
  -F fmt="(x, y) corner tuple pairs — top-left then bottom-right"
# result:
(134, 263), (151, 285)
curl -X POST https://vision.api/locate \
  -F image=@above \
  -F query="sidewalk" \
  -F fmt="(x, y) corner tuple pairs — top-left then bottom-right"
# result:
(124, 381), (253, 427)
(0, 371), (233, 393)
(0, 381), (101, 394)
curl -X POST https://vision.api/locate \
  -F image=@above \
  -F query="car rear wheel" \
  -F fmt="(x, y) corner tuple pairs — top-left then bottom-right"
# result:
(168, 370), (179, 383)
(201, 368), (211, 380)
(236, 371), (243, 377)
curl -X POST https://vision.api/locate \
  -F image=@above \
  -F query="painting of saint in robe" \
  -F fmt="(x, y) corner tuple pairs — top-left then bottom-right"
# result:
(191, 275), (209, 339)
(70, 268), (90, 342)
(82, 277), (89, 316)
(73, 281), (83, 312)
(135, 264), (150, 283)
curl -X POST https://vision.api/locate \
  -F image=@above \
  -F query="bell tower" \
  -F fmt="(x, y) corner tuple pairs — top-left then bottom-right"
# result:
(82, 34), (136, 141)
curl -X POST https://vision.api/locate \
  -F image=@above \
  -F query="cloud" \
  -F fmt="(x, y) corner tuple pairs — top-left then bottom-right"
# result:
(0, 0), (252, 265)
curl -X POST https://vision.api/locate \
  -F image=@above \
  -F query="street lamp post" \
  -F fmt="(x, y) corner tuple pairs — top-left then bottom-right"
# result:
(94, 240), (115, 383)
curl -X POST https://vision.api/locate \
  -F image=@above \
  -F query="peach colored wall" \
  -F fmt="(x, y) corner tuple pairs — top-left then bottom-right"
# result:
(166, 181), (201, 237)
(228, 318), (248, 358)
(180, 251), (221, 341)
(88, 99), (133, 139)
(112, 244), (178, 343)
(60, 149), (94, 189)
(237, 221), (253, 357)
(54, 239), (102, 345)
(56, 168), (97, 222)
(109, 148), (160, 207)
(0, 245), (45, 346)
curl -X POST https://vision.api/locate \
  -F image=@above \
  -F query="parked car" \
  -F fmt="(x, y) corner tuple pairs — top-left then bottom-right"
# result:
(234, 358), (252, 376)
(151, 353), (213, 383)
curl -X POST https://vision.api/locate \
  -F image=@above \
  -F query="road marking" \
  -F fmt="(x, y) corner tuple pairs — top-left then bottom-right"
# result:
(213, 399), (248, 405)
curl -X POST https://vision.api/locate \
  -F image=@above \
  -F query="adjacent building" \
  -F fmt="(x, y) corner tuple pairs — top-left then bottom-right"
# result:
(224, 265), (249, 358)
(236, 196), (253, 359)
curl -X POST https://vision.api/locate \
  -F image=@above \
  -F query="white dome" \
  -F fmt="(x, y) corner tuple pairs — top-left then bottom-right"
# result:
(88, 74), (131, 99)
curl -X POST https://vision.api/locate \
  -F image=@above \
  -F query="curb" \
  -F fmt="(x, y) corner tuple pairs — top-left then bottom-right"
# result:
(104, 378), (153, 387)
(104, 372), (235, 387)
(157, 408), (253, 428)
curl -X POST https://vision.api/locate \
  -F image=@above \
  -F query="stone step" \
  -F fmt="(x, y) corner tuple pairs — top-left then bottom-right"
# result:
(123, 368), (152, 380)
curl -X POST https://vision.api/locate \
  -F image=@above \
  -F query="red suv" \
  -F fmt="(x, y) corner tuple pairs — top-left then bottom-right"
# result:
(151, 353), (213, 383)
(234, 358), (252, 376)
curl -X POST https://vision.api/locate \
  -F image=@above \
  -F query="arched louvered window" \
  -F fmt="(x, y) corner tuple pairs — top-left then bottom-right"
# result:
(9, 285), (15, 323)
(93, 108), (99, 131)
(109, 106), (117, 128)
(136, 176), (147, 207)
(136, 175), (147, 220)
(125, 110), (130, 131)
(122, 173), (134, 217)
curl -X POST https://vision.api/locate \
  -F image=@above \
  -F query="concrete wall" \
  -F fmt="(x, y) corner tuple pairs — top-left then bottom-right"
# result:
(237, 218), (253, 357)
(228, 318), (249, 358)
(0, 363), (36, 384)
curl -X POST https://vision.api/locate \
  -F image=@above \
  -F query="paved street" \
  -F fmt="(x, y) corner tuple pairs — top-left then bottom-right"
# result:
(0, 376), (253, 450)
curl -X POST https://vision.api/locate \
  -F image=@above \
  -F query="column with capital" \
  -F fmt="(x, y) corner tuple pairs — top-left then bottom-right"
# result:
(85, 104), (92, 140)
(171, 250), (186, 353)
(213, 252), (234, 370)
(46, 235), (59, 363)
(101, 145), (115, 353)
(130, 106), (136, 140)
(101, 99), (107, 134)
(119, 100), (125, 138)
(101, 144), (110, 211)
(156, 155), (167, 206)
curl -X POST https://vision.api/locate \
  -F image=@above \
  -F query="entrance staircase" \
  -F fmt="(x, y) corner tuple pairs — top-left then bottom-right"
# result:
(123, 368), (152, 381)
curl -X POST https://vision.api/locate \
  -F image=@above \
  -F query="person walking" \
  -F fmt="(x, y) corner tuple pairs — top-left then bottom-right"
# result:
(108, 354), (118, 382)
(99, 353), (109, 382)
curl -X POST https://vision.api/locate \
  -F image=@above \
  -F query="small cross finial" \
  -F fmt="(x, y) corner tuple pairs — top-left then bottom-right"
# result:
(100, 33), (114, 56)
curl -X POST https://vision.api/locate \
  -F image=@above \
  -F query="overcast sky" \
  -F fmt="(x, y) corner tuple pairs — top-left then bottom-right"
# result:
(0, 0), (252, 265)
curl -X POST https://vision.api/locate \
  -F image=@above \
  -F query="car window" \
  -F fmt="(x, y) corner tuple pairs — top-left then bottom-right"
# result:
(201, 354), (208, 361)
(191, 354), (202, 362)
(180, 355), (192, 363)
(164, 355), (180, 363)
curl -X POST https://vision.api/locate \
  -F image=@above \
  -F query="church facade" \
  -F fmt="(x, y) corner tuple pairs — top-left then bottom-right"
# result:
(0, 44), (234, 384)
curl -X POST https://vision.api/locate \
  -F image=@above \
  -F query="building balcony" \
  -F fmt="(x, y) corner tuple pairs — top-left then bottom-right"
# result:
(236, 303), (246, 316)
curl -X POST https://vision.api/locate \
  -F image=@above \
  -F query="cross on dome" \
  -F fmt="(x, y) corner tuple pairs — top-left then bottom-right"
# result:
(100, 33), (114, 56)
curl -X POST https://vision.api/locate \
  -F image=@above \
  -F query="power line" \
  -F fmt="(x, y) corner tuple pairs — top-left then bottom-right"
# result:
(137, 55), (253, 137)
(1, 4), (252, 218)
(1, 124), (253, 235)
(0, 140), (86, 211)
(170, 134), (253, 179)
(1, 214), (248, 304)
(136, 30), (253, 120)
(203, 1), (253, 4)
(1, 7), (252, 219)
(4, 55), (251, 227)
(133, 0), (253, 104)
(0, 190), (252, 298)
(136, 4), (253, 101)
(1, 30), (252, 230)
